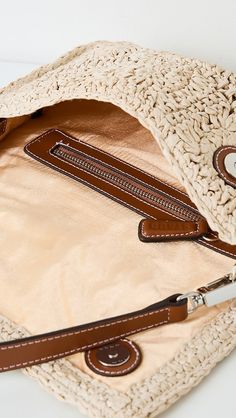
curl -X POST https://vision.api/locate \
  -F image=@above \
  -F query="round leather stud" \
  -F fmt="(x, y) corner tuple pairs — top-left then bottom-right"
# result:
(85, 339), (142, 377)
(224, 152), (236, 178)
(213, 146), (236, 188)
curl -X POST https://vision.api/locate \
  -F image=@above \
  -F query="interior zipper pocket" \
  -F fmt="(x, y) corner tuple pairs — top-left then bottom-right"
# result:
(51, 142), (200, 222)
(24, 129), (236, 259)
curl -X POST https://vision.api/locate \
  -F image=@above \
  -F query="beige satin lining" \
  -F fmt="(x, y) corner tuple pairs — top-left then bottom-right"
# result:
(0, 100), (233, 391)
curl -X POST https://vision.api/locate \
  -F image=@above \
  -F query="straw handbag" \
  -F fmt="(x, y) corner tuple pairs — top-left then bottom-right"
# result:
(0, 41), (235, 417)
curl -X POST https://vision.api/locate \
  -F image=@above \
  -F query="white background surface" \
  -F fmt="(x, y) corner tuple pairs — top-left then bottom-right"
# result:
(0, 0), (236, 73)
(0, 1), (235, 417)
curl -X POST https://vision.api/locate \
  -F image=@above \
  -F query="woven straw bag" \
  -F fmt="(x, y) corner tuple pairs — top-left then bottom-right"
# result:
(0, 41), (235, 417)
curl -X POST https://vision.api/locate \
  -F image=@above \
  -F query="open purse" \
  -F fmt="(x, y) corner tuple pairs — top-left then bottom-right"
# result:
(0, 41), (236, 417)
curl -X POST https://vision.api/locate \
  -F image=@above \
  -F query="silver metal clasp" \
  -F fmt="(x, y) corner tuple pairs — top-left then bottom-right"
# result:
(177, 265), (236, 314)
(177, 291), (204, 314)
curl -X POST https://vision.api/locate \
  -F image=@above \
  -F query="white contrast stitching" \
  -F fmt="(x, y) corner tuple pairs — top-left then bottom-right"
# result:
(71, 137), (194, 208)
(53, 129), (191, 200)
(47, 131), (235, 256)
(141, 220), (200, 238)
(48, 139), (188, 212)
(26, 129), (194, 209)
(198, 238), (235, 257)
(25, 131), (236, 258)
(86, 339), (141, 376)
(0, 308), (169, 371)
(25, 147), (159, 221)
(215, 146), (236, 188)
(0, 307), (169, 350)
(51, 147), (183, 221)
(25, 131), (183, 221)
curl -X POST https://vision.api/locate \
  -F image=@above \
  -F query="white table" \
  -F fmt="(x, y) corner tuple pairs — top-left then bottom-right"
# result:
(0, 61), (235, 418)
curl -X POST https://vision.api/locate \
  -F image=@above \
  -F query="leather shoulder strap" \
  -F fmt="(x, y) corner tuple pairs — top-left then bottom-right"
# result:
(0, 295), (187, 373)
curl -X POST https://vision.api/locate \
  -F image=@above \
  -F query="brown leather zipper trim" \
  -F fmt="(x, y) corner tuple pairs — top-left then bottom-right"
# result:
(50, 142), (201, 222)
(24, 130), (200, 222)
(24, 129), (236, 259)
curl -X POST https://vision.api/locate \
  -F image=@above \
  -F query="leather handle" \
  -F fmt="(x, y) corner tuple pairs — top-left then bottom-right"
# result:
(0, 295), (187, 373)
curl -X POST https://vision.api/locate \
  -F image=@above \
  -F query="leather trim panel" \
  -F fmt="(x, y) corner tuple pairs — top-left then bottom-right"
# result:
(24, 129), (236, 259)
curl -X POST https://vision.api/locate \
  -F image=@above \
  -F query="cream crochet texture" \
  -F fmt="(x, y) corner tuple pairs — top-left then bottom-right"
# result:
(0, 41), (236, 417)
(0, 41), (235, 244)
(0, 307), (235, 418)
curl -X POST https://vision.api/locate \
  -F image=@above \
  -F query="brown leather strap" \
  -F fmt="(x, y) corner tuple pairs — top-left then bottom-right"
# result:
(0, 294), (187, 373)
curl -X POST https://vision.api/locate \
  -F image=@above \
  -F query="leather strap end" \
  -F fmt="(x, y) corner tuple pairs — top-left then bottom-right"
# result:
(138, 218), (209, 242)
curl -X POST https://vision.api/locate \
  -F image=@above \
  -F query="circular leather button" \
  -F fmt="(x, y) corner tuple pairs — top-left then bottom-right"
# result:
(224, 152), (236, 178)
(213, 146), (236, 188)
(96, 340), (131, 367)
(85, 339), (142, 377)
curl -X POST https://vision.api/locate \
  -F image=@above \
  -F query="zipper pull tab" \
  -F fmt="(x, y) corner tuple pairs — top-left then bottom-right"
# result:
(138, 218), (209, 242)
(177, 265), (236, 313)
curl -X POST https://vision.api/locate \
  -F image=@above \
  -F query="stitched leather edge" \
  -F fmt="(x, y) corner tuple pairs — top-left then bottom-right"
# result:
(0, 294), (187, 372)
(138, 219), (208, 242)
(213, 146), (236, 189)
(85, 339), (142, 376)
(23, 130), (236, 259)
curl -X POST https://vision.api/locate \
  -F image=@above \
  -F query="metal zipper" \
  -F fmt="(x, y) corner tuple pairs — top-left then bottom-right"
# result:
(52, 144), (201, 223)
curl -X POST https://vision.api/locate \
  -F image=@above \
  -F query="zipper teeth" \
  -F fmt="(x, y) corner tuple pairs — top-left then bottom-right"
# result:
(53, 147), (199, 221)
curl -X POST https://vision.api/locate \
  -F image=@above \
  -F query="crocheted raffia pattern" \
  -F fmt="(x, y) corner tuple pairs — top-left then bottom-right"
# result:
(0, 306), (235, 418)
(0, 41), (235, 244)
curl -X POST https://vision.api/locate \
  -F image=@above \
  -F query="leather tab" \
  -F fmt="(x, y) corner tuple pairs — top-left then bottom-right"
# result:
(138, 219), (209, 242)
(85, 338), (142, 377)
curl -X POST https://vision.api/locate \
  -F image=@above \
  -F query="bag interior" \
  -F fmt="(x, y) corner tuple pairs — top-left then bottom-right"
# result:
(0, 99), (233, 390)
